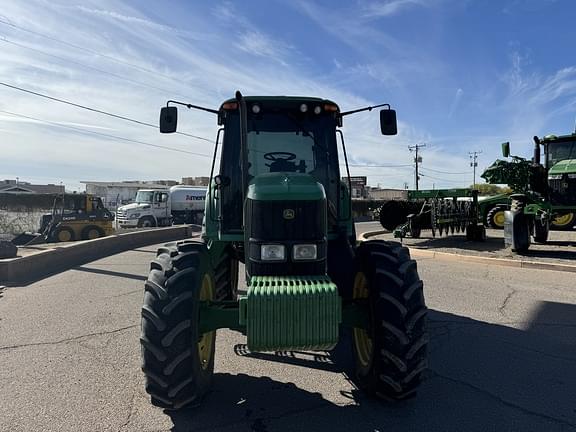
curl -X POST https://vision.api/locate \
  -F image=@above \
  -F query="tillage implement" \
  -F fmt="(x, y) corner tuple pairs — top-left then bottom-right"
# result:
(381, 188), (486, 241)
(140, 92), (428, 410)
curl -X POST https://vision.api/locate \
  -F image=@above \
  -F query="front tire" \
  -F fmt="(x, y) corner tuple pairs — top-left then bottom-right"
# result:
(533, 218), (549, 244)
(140, 240), (216, 410)
(352, 240), (428, 400)
(550, 212), (575, 231)
(486, 206), (506, 229)
(509, 198), (530, 253)
(138, 217), (156, 228)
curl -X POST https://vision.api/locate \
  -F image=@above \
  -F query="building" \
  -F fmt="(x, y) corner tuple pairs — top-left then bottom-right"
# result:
(367, 188), (408, 201)
(80, 181), (174, 208)
(182, 177), (210, 186)
(0, 179), (65, 194)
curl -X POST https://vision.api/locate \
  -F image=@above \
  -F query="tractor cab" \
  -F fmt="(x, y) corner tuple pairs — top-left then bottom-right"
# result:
(214, 98), (343, 245)
(542, 134), (576, 206)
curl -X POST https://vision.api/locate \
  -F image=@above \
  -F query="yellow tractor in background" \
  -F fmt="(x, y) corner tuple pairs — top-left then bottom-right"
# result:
(12, 194), (115, 245)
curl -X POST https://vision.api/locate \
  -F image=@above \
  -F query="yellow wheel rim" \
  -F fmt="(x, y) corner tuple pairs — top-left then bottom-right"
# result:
(552, 213), (574, 227)
(353, 272), (373, 368)
(493, 210), (506, 228)
(58, 230), (72, 242)
(198, 274), (215, 370)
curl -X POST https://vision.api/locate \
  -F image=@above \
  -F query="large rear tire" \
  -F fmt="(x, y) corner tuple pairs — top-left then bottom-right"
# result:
(140, 240), (216, 410)
(352, 240), (428, 400)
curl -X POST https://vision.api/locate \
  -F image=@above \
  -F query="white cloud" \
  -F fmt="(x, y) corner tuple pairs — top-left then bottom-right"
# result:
(0, 0), (464, 191)
(360, 0), (429, 17)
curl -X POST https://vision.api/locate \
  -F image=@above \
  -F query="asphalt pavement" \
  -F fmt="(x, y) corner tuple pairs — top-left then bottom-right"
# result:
(1, 225), (575, 431)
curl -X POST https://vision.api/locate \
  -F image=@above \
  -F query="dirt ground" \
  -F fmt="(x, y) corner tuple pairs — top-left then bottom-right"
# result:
(373, 227), (576, 266)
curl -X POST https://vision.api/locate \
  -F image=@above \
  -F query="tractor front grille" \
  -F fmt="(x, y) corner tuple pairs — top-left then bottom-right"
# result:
(245, 198), (327, 276)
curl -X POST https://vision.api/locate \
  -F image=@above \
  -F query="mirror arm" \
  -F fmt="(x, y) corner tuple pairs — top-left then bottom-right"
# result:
(339, 103), (391, 117)
(167, 100), (219, 115)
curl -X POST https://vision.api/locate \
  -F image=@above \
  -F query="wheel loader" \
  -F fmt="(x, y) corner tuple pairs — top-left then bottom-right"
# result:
(140, 92), (428, 410)
(11, 193), (114, 245)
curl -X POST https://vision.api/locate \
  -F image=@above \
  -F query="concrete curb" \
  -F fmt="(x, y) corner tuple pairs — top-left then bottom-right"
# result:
(359, 230), (576, 274)
(0, 225), (198, 285)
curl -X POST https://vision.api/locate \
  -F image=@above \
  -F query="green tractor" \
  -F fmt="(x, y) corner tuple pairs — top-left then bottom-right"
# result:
(140, 92), (428, 410)
(481, 133), (576, 252)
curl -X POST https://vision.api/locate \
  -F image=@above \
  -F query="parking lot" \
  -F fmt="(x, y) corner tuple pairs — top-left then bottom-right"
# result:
(1, 226), (575, 431)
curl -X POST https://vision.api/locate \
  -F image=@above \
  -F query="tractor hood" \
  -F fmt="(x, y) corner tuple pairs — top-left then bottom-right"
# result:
(548, 159), (576, 176)
(247, 173), (326, 201)
(118, 202), (151, 212)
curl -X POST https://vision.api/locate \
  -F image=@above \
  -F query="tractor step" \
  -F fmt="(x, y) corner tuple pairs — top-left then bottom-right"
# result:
(239, 275), (341, 352)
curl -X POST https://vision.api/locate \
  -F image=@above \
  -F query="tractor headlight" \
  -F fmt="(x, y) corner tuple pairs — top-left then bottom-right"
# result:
(129, 213), (140, 219)
(260, 244), (285, 261)
(293, 244), (317, 260)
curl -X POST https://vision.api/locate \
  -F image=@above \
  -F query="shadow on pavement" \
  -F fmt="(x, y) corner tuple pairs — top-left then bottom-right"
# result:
(73, 266), (148, 281)
(403, 234), (504, 252)
(166, 303), (576, 432)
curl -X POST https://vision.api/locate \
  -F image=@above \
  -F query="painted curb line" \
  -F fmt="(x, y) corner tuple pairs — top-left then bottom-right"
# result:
(359, 230), (576, 274)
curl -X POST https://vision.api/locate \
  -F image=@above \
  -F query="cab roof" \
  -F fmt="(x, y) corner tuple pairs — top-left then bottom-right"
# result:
(219, 96), (340, 111)
(541, 132), (576, 143)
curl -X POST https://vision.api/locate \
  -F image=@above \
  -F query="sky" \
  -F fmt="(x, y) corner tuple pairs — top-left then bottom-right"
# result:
(1, 0), (576, 191)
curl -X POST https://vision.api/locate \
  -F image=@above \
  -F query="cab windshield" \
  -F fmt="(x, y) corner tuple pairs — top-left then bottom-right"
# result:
(547, 140), (576, 167)
(135, 191), (154, 203)
(247, 112), (336, 190)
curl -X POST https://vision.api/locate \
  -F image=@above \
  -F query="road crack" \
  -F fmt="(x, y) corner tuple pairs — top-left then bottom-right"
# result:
(0, 324), (138, 351)
(498, 288), (517, 316)
(428, 369), (576, 428)
(117, 386), (137, 432)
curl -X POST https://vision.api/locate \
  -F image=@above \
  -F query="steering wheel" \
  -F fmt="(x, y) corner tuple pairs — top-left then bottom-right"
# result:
(263, 152), (297, 162)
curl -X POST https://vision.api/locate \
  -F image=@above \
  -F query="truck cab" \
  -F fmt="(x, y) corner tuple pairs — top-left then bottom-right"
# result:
(116, 189), (170, 228)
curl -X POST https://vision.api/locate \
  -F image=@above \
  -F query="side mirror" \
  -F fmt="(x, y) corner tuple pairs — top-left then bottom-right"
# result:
(160, 106), (178, 133)
(214, 175), (231, 188)
(380, 109), (397, 135)
(501, 142), (510, 158)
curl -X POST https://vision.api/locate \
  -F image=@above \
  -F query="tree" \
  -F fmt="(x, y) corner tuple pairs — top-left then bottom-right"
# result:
(470, 183), (512, 196)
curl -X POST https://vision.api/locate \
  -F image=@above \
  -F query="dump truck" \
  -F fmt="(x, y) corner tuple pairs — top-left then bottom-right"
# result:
(11, 193), (114, 245)
(116, 185), (206, 228)
(481, 133), (576, 252)
(139, 92), (428, 410)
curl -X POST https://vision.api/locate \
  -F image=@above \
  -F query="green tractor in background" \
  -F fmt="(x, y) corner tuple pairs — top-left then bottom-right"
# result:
(481, 133), (576, 252)
(140, 92), (428, 410)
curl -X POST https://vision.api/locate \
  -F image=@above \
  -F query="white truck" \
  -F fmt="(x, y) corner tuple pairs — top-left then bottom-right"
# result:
(116, 185), (207, 228)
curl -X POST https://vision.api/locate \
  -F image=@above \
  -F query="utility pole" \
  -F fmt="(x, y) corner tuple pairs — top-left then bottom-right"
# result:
(469, 150), (482, 188)
(409, 143), (426, 190)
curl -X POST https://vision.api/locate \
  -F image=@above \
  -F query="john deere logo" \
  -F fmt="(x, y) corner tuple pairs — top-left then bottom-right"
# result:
(283, 209), (295, 220)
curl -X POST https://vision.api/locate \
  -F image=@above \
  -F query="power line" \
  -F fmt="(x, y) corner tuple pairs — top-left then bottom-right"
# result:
(0, 36), (193, 101)
(347, 163), (413, 168)
(0, 81), (212, 143)
(0, 110), (212, 158)
(0, 17), (184, 85)
(419, 172), (465, 184)
(420, 167), (469, 175)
